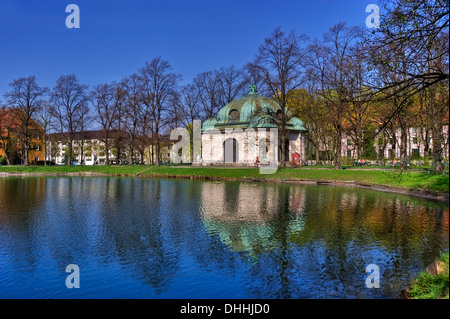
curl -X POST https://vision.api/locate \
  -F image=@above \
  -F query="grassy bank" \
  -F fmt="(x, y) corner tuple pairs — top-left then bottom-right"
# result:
(1, 165), (448, 194)
(408, 252), (449, 299)
(0, 164), (145, 175)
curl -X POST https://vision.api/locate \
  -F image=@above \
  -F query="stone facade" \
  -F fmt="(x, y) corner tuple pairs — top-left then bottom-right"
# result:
(200, 89), (307, 166)
(341, 125), (449, 160)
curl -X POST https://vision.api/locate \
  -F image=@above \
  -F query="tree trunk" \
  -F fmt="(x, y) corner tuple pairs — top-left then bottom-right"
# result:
(129, 145), (134, 164)
(80, 139), (85, 165)
(21, 117), (31, 166)
(67, 140), (73, 166)
(44, 135), (47, 166)
(315, 147), (320, 164)
(280, 131), (286, 166)
(334, 131), (342, 169)
(23, 145), (29, 166)
(4, 153), (10, 165)
(432, 139), (443, 171)
(391, 126), (397, 160)
(428, 87), (444, 171)
(105, 136), (110, 165)
(150, 143), (154, 165)
(116, 146), (120, 164)
(431, 118), (444, 171)
(334, 108), (343, 169)
(400, 122), (408, 163)
(423, 128), (431, 157)
(155, 142), (160, 166)
(155, 128), (160, 166)
(280, 90), (288, 166)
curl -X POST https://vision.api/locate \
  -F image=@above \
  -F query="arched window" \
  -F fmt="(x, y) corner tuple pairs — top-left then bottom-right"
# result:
(224, 138), (239, 163)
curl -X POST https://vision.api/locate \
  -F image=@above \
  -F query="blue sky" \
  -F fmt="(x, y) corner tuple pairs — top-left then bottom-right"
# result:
(0, 0), (378, 97)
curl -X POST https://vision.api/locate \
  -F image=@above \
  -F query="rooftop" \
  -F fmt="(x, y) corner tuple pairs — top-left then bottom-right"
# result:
(202, 86), (307, 132)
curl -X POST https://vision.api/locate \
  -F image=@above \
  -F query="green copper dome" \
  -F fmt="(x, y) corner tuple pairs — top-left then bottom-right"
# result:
(202, 118), (218, 131)
(215, 92), (281, 125)
(248, 113), (278, 128)
(201, 86), (306, 132)
(287, 117), (307, 131)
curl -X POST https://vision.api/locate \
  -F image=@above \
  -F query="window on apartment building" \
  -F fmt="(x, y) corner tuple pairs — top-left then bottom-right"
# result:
(412, 137), (418, 144)
(347, 150), (352, 158)
(347, 139), (353, 146)
(412, 149), (419, 158)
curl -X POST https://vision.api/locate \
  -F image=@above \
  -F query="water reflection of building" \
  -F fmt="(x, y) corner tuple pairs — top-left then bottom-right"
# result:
(0, 177), (47, 223)
(200, 182), (280, 222)
(200, 182), (307, 256)
(288, 187), (306, 215)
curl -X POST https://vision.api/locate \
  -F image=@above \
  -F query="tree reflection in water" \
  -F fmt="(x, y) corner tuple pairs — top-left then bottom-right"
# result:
(199, 182), (448, 298)
(0, 177), (448, 298)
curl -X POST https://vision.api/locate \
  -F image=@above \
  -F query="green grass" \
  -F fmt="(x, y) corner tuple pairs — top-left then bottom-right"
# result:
(0, 165), (144, 175)
(0, 165), (448, 193)
(408, 252), (449, 299)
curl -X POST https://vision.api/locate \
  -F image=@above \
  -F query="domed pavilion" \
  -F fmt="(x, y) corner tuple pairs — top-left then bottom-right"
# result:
(200, 85), (307, 166)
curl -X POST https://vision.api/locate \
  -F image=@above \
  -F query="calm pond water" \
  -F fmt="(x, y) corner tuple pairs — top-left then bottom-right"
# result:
(0, 176), (448, 299)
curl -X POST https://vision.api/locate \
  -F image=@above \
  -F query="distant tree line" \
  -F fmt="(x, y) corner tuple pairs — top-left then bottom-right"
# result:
(1, 0), (448, 169)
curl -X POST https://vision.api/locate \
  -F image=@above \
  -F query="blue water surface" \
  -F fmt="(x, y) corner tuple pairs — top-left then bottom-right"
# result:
(0, 177), (448, 299)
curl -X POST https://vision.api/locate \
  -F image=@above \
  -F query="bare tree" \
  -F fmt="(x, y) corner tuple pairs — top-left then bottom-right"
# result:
(218, 65), (247, 104)
(366, 0), (449, 170)
(287, 88), (331, 164)
(3, 76), (48, 165)
(111, 82), (128, 163)
(77, 102), (92, 165)
(250, 27), (309, 165)
(305, 23), (363, 169)
(122, 74), (142, 164)
(425, 83), (449, 170)
(0, 106), (15, 165)
(139, 57), (181, 166)
(91, 83), (117, 165)
(193, 70), (223, 121)
(344, 44), (377, 159)
(36, 100), (55, 165)
(369, 0), (449, 94)
(178, 84), (202, 162)
(51, 74), (88, 165)
(180, 84), (201, 127)
(242, 63), (266, 95)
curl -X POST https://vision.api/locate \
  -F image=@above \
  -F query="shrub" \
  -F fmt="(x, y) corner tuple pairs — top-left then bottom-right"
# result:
(408, 252), (449, 299)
